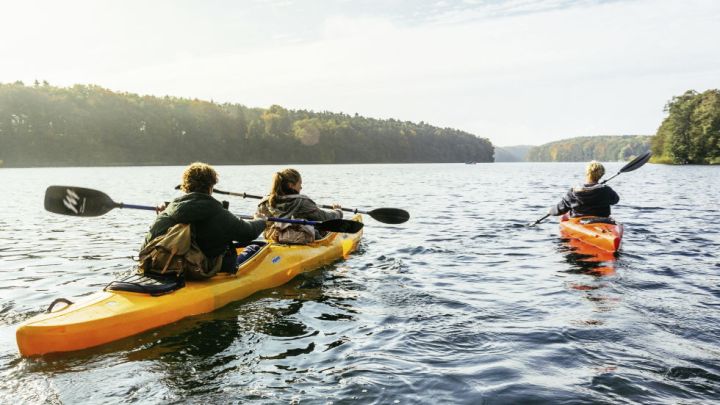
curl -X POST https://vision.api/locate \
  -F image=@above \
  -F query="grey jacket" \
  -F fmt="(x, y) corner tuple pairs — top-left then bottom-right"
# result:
(256, 194), (343, 222)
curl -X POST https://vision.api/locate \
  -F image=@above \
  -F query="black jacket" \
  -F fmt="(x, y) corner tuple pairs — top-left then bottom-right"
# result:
(550, 183), (619, 217)
(144, 192), (266, 258)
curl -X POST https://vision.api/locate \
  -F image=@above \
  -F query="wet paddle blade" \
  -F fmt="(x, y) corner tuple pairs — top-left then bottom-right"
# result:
(315, 219), (364, 234)
(620, 151), (652, 173)
(44, 186), (118, 217)
(368, 208), (410, 224)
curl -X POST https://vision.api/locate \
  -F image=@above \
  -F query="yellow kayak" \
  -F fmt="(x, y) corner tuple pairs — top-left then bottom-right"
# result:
(16, 215), (362, 357)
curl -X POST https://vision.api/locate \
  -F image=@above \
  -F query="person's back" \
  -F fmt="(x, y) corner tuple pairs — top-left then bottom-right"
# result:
(256, 168), (342, 242)
(549, 161), (620, 218)
(144, 162), (265, 272)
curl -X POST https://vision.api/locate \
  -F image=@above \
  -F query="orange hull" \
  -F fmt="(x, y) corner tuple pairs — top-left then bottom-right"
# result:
(559, 215), (623, 253)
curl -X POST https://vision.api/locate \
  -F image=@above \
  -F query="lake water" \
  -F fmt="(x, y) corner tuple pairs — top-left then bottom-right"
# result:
(0, 163), (718, 403)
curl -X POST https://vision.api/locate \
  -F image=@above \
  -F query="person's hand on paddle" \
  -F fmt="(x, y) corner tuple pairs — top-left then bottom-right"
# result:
(155, 202), (168, 214)
(331, 203), (342, 210)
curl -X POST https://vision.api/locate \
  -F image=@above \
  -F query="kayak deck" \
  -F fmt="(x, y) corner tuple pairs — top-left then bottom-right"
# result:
(559, 215), (623, 253)
(16, 215), (362, 357)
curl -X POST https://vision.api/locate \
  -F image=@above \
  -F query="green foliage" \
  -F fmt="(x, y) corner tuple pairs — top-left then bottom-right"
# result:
(0, 83), (493, 167)
(526, 136), (652, 162)
(651, 89), (720, 164)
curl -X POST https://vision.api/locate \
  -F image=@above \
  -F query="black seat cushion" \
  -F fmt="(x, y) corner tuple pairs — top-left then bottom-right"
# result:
(106, 273), (184, 296)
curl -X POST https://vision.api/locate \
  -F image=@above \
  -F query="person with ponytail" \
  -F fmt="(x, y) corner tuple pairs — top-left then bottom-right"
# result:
(256, 168), (342, 243)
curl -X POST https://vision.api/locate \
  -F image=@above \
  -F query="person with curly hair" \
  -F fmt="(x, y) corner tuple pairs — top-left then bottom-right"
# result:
(143, 162), (265, 273)
(548, 160), (620, 218)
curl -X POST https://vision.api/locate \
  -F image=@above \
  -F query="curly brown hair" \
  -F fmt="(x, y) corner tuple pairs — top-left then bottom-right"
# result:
(181, 162), (218, 193)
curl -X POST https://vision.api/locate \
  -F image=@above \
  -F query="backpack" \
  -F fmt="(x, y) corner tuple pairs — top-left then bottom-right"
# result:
(137, 223), (223, 280)
(264, 220), (316, 244)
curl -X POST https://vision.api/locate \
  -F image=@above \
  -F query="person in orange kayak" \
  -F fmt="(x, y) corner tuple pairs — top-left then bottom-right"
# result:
(548, 161), (619, 218)
(256, 168), (342, 243)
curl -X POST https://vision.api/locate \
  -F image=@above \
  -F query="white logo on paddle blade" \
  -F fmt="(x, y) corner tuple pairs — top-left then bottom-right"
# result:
(63, 188), (83, 214)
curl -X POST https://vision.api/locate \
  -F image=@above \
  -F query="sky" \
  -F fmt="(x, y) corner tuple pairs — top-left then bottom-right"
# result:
(1, 0), (718, 146)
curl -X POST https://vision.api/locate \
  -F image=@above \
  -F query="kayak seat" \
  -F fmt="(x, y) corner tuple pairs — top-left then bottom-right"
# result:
(579, 217), (616, 225)
(105, 273), (185, 296)
(236, 242), (267, 267)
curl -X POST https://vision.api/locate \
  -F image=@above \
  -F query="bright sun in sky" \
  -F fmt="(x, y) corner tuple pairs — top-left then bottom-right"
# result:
(1, 0), (718, 146)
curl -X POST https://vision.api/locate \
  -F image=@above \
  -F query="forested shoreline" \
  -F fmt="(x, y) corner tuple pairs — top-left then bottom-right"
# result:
(526, 135), (652, 162)
(651, 89), (720, 164)
(0, 82), (494, 167)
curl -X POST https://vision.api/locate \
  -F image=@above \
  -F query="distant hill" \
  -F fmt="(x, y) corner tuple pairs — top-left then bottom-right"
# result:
(0, 82), (494, 167)
(494, 145), (534, 162)
(527, 135), (652, 162)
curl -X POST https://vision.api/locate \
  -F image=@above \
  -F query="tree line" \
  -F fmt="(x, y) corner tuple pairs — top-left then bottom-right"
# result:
(651, 89), (720, 164)
(526, 135), (652, 162)
(0, 82), (494, 167)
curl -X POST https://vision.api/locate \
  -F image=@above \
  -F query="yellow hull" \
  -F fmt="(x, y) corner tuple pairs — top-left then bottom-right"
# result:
(16, 215), (362, 357)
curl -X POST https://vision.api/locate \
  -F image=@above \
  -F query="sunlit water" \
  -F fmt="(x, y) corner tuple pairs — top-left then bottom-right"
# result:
(0, 163), (718, 403)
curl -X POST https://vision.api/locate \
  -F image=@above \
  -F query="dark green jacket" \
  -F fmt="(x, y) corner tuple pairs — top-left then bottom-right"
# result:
(144, 192), (265, 258)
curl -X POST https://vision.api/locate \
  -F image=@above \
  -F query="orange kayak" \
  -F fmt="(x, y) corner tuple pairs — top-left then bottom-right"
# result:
(559, 215), (623, 253)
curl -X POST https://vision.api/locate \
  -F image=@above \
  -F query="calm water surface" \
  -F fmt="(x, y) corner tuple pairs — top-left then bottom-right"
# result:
(0, 163), (719, 404)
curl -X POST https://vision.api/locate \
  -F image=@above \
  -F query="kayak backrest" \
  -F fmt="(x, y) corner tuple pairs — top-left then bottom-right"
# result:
(106, 273), (185, 296)
(579, 217), (616, 225)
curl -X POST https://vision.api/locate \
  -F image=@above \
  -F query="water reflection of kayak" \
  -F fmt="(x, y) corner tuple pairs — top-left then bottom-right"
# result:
(16, 215), (362, 357)
(559, 215), (623, 253)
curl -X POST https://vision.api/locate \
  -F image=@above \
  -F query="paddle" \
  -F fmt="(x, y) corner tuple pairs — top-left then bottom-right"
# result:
(528, 151), (652, 227)
(175, 185), (410, 224)
(44, 186), (363, 234)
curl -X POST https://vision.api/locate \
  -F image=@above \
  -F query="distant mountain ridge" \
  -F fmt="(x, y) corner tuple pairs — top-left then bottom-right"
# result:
(527, 135), (652, 162)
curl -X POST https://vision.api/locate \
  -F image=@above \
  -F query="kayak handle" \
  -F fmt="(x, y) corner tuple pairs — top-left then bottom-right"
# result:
(47, 297), (74, 313)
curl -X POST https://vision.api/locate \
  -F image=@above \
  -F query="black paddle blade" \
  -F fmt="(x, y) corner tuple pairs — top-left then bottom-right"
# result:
(44, 186), (117, 217)
(315, 219), (364, 234)
(620, 151), (652, 173)
(368, 208), (410, 224)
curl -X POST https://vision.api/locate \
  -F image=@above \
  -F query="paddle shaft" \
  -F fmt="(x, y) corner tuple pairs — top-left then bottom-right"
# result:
(108, 203), (336, 226)
(214, 188), (353, 212)
(119, 203), (156, 211)
(211, 187), (409, 224)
